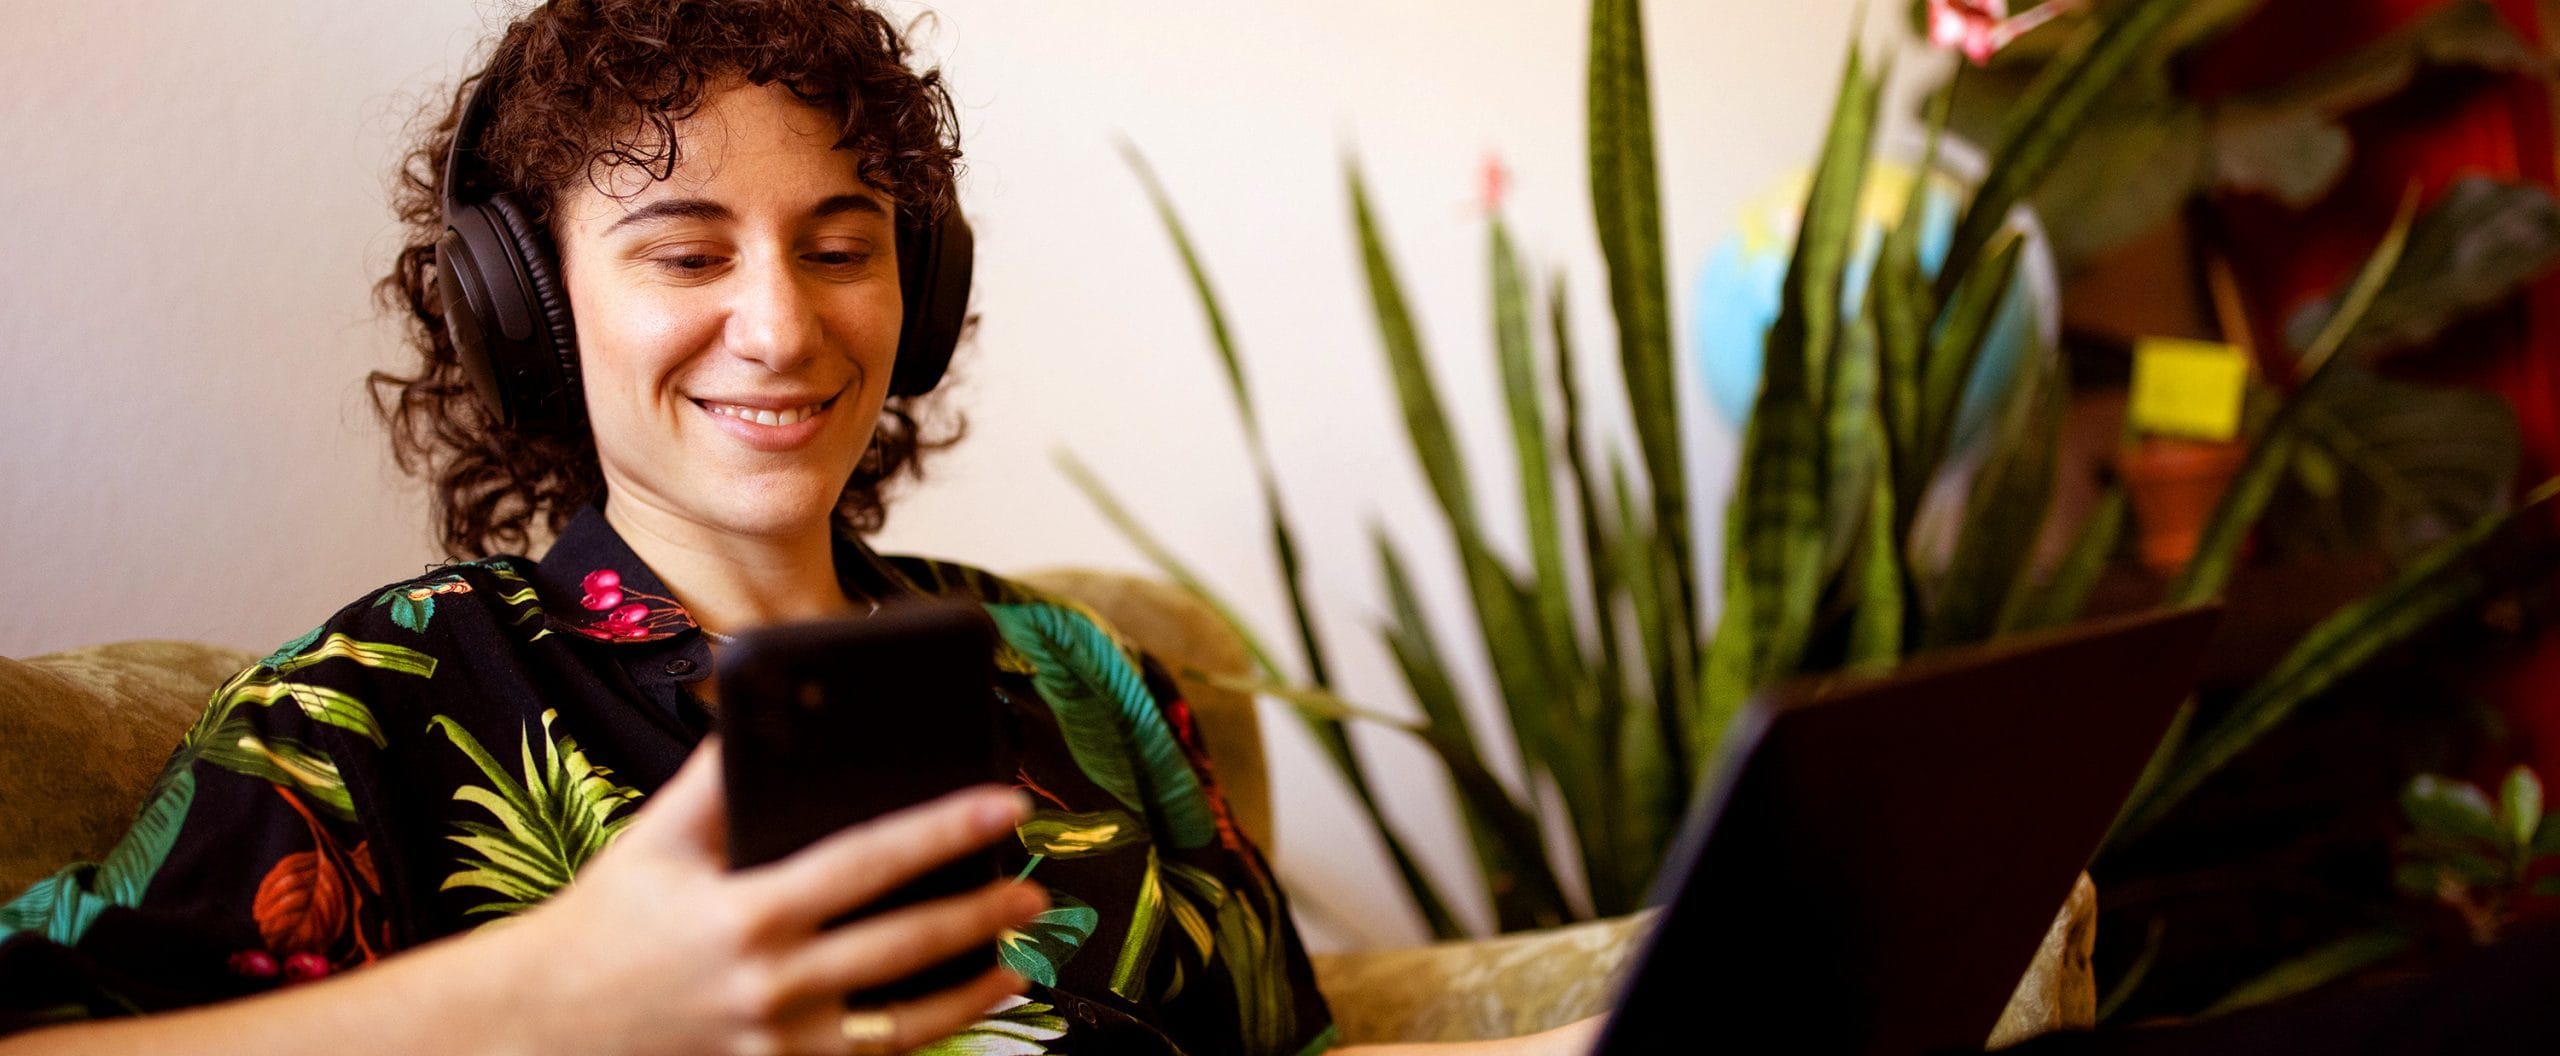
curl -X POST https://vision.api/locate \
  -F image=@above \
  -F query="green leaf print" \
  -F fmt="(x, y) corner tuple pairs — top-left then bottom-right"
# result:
(1161, 859), (1299, 1055)
(911, 996), (1068, 1056)
(267, 633), (438, 679)
(997, 893), (1098, 987)
(1109, 848), (1167, 1002)
(428, 709), (641, 917)
(0, 769), (195, 947)
(1016, 808), (1147, 859)
(196, 721), (357, 822)
(220, 680), (387, 748)
(985, 602), (1214, 849)
(1161, 860), (1228, 962)
(0, 626), (422, 947)
(198, 632), (431, 751)
(260, 625), (325, 669)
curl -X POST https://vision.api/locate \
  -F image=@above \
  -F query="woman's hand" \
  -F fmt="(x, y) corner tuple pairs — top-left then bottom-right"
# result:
(480, 739), (1044, 1055)
(1332, 1015), (1605, 1056)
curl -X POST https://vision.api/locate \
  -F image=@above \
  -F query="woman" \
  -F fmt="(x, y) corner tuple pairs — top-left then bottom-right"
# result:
(0, 2), (1594, 1053)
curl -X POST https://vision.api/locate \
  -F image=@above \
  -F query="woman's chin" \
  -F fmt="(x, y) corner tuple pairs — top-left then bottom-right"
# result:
(708, 492), (847, 539)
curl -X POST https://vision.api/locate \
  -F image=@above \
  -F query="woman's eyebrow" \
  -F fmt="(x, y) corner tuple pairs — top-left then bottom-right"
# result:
(604, 193), (886, 235)
(605, 197), (731, 234)
(810, 193), (888, 220)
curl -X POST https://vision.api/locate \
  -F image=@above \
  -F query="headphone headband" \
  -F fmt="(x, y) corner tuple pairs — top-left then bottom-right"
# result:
(433, 65), (972, 435)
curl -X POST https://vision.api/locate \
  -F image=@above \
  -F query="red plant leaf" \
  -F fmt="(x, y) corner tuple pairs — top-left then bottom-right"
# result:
(253, 850), (348, 956)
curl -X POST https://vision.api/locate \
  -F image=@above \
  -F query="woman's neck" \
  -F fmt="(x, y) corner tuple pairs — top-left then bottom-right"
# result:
(600, 495), (861, 638)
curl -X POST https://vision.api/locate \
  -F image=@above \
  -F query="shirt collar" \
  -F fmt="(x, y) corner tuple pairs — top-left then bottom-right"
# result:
(530, 500), (924, 645)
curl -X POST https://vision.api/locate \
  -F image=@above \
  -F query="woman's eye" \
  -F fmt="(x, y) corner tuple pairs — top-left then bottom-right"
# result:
(653, 254), (725, 274)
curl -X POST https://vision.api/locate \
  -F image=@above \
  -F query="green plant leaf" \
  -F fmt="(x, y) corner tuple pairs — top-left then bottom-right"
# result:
(1846, 449), (1906, 668)
(2534, 809), (2560, 857)
(2008, 488), (2125, 634)
(2203, 930), (2409, 1016)
(1909, 235), (2024, 510)
(1054, 456), (1463, 938)
(1875, 80), (1949, 479)
(1491, 218), (1577, 666)
(2212, 106), (2353, 209)
(1946, 65), (2208, 266)
(2165, 192), (2418, 607)
(1350, 162), (1477, 539)
(1938, 0), (2188, 299)
(1348, 164), (1562, 796)
(988, 603), (1216, 851)
(1824, 306), (1885, 587)
(1588, 0), (1697, 677)
(2502, 766), (2544, 851)
(2117, 478), (2560, 845)
(1375, 532), (1572, 931)
(2096, 914), (2169, 1023)
(2404, 773), (2505, 844)
(2284, 178), (2560, 360)
(1054, 451), (1287, 682)
(1930, 344), (2064, 648)
(1119, 142), (1339, 693)
(2217, 1), (2542, 145)
(1726, 40), (1875, 688)
(2281, 368), (2519, 563)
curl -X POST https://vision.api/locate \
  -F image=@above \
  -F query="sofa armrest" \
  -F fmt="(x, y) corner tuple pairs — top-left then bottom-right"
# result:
(1310, 913), (1647, 1044)
(1310, 873), (2099, 1047)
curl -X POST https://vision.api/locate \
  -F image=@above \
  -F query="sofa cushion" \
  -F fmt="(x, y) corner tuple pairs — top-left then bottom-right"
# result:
(0, 641), (256, 894)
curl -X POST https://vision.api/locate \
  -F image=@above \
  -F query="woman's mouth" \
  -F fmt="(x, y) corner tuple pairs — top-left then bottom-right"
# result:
(697, 397), (834, 427)
(690, 393), (842, 452)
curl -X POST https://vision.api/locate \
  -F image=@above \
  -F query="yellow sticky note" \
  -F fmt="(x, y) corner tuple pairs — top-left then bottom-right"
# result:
(2128, 338), (2250, 441)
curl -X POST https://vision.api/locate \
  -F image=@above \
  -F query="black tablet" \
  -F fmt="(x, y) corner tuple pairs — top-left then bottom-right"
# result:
(1595, 605), (2222, 1055)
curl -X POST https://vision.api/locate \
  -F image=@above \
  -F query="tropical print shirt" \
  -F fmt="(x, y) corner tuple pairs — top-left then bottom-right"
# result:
(0, 503), (1336, 1055)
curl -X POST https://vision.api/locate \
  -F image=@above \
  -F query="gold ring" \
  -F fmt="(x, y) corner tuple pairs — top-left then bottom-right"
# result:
(838, 1008), (899, 1055)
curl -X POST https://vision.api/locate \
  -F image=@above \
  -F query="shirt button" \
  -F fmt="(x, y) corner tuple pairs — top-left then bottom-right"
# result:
(663, 657), (697, 677)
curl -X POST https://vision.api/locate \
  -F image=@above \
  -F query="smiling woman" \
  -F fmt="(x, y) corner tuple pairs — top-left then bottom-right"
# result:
(0, 2), (1605, 1054)
(551, 81), (913, 592)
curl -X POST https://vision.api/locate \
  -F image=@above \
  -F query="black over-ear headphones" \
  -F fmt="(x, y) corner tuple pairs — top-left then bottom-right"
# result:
(434, 72), (974, 433)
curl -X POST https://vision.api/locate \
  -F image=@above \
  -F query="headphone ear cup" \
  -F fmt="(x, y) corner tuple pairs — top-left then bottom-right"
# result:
(889, 209), (974, 398)
(437, 194), (581, 432)
(483, 193), (583, 429)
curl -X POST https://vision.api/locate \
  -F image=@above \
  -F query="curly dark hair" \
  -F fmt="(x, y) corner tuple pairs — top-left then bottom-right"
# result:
(373, 0), (967, 559)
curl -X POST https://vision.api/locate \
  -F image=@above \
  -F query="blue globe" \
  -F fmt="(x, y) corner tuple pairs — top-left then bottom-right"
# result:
(1691, 163), (2055, 447)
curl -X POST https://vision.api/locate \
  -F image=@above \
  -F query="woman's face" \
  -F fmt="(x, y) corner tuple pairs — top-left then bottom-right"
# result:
(552, 79), (903, 543)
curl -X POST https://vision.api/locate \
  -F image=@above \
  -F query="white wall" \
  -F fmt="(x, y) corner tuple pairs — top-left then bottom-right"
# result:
(2, 0), (1932, 950)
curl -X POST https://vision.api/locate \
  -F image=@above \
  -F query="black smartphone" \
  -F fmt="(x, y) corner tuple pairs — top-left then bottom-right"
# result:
(717, 598), (1006, 1004)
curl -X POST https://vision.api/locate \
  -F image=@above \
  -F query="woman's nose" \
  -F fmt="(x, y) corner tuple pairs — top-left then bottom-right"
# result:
(725, 255), (823, 372)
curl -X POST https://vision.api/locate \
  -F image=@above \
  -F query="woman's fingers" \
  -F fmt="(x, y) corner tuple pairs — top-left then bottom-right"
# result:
(739, 784), (1027, 931)
(793, 965), (1032, 1056)
(773, 880), (1047, 999)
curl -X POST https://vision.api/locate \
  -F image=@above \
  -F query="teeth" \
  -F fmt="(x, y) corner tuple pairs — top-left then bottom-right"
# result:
(704, 401), (823, 427)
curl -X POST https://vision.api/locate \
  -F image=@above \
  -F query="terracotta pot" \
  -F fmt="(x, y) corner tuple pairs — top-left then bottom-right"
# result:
(2116, 437), (2249, 576)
